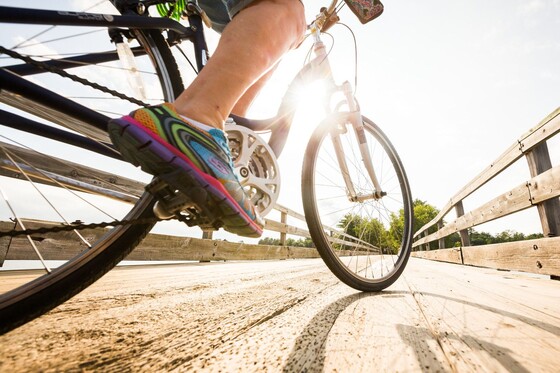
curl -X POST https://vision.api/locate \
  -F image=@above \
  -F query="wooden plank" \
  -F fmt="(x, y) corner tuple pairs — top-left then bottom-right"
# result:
(528, 157), (560, 204)
(275, 203), (306, 222)
(412, 247), (463, 264)
(265, 218), (378, 252)
(414, 165), (560, 247)
(414, 107), (560, 239)
(526, 142), (560, 236)
(404, 259), (560, 372)
(0, 141), (144, 202)
(1, 259), (558, 372)
(412, 236), (560, 276)
(461, 237), (560, 276)
(0, 89), (110, 143)
(414, 182), (532, 247)
(129, 235), (322, 261)
(518, 106), (560, 151)
(0, 220), (321, 261)
(0, 143), (319, 245)
(264, 218), (311, 238)
(413, 140), (523, 238)
(455, 201), (470, 246)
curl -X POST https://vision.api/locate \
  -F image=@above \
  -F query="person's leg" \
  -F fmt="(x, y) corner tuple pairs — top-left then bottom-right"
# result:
(108, 0), (304, 237)
(173, 0), (305, 127)
(231, 66), (277, 116)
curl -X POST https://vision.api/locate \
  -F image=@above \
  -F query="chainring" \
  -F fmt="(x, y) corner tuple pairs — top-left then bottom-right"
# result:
(225, 122), (280, 217)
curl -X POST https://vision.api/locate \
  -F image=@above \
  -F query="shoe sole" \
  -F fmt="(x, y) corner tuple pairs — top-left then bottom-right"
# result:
(108, 116), (263, 238)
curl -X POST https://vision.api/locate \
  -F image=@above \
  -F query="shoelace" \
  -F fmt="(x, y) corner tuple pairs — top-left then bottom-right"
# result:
(210, 129), (237, 171)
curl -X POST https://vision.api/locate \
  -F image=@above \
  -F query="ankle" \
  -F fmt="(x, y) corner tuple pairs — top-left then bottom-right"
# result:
(172, 102), (225, 130)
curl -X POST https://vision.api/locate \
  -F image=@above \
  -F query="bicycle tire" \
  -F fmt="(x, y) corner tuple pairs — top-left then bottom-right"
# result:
(0, 28), (184, 334)
(302, 114), (413, 292)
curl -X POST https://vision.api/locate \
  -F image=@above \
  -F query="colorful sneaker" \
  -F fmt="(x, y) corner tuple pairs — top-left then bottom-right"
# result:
(108, 103), (264, 238)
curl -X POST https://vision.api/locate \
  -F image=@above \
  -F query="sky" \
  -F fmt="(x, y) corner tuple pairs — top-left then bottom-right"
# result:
(250, 0), (560, 238)
(1, 0), (559, 243)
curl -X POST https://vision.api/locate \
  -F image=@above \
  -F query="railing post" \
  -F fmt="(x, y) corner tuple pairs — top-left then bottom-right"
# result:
(0, 220), (17, 267)
(280, 211), (287, 246)
(437, 220), (446, 249)
(202, 230), (213, 240)
(526, 142), (560, 236)
(454, 201), (470, 247)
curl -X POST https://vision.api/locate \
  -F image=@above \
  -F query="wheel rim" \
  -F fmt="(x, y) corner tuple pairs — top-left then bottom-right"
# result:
(304, 116), (413, 289)
(0, 15), (183, 331)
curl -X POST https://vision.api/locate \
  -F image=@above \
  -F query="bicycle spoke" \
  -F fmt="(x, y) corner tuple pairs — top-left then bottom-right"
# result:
(303, 116), (413, 291)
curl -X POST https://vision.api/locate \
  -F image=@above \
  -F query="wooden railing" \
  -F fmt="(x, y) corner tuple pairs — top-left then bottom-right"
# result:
(0, 144), (377, 262)
(0, 202), (376, 262)
(412, 107), (560, 277)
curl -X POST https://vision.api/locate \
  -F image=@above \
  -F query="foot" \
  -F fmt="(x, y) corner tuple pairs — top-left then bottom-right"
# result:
(108, 103), (264, 238)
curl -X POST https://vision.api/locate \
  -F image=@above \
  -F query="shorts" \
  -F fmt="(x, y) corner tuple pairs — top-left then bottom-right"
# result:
(198, 1), (258, 33)
(198, 0), (304, 33)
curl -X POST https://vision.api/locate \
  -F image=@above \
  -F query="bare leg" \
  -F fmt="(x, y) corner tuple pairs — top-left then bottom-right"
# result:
(173, 0), (305, 128)
(232, 66), (277, 116)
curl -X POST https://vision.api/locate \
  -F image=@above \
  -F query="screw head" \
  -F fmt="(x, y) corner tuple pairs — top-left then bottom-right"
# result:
(239, 167), (249, 178)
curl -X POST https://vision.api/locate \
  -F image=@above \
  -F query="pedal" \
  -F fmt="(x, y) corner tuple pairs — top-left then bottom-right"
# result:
(145, 170), (224, 231)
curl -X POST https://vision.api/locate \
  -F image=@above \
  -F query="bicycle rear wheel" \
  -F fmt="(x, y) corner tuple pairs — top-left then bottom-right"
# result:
(302, 115), (413, 292)
(0, 9), (184, 334)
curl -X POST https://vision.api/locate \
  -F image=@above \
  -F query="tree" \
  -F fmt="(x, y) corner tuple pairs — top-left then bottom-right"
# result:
(468, 229), (544, 246)
(389, 199), (440, 250)
(338, 213), (393, 253)
(257, 237), (314, 247)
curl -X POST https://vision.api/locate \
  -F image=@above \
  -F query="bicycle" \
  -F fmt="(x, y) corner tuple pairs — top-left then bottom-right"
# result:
(0, 0), (413, 335)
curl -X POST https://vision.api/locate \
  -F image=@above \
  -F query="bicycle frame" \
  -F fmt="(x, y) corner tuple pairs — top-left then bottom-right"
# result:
(294, 13), (385, 201)
(0, 0), (383, 200)
(0, 3), (201, 155)
(0, 2), (295, 157)
(0, 2), (411, 333)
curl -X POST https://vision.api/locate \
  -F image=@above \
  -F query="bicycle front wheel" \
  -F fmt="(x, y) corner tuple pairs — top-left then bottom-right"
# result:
(0, 17), (184, 334)
(302, 115), (413, 292)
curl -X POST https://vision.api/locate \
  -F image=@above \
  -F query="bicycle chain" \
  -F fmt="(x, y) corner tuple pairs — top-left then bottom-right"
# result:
(0, 216), (163, 238)
(0, 45), (149, 107)
(0, 45), (171, 238)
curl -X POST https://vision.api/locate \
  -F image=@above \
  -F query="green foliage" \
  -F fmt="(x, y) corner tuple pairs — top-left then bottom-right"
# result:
(469, 229), (543, 246)
(257, 236), (314, 248)
(411, 199), (438, 234)
(338, 213), (394, 253)
(259, 199), (543, 251)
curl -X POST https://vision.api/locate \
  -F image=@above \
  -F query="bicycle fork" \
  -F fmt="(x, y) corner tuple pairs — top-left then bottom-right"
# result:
(330, 82), (386, 202)
(309, 27), (385, 203)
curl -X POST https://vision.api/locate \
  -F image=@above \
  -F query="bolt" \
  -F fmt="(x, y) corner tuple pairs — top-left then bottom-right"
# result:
(239, 167), (249, 178)
(533, 244), (538, 250)
(536, 261), (542, 269)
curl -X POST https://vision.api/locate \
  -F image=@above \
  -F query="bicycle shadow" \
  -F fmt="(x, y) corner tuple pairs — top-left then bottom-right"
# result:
(281, 289), (557, 372)
(281, 291), (391, 372)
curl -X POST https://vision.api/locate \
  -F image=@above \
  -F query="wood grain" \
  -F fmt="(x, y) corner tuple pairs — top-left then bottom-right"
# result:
(1, 258), (558, 372)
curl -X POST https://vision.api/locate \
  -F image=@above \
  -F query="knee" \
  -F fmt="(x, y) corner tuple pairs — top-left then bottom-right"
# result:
(252, 0), (307, 48)
(278, 0), (307, 46)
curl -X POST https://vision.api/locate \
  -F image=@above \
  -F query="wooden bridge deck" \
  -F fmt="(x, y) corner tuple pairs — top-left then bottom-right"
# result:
(0, 258), (558, 372)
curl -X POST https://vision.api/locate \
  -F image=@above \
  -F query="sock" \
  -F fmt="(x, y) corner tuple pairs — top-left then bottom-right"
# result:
(179, 115), (222, 133)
